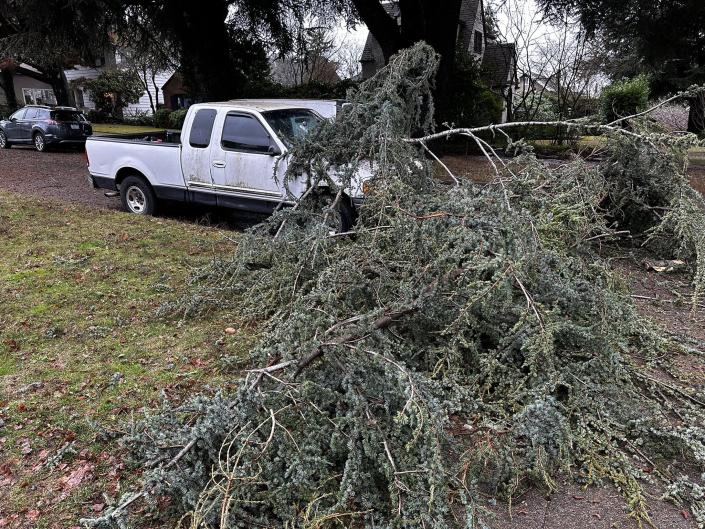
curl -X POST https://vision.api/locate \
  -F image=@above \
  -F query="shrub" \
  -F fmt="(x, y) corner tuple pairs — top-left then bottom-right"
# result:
(154, 108), (172, 129)
(123, 109), (154, 127)
(74, 69), (144, 120)
(168, 108), (188, 129)
(600, 74), (650, 123)
(84, 109), (111, 124)
(650, 100), (689, 132)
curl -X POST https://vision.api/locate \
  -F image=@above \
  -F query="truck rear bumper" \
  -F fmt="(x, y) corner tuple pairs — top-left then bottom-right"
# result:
(87, 173), (117, 191)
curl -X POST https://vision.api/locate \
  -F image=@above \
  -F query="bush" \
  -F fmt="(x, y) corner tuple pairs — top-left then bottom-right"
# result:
(74, 69), (144, 120)
(123, 109), (155, 127)
(84, 109), (111, 124)
(600, 75), (650, 123)
(168, 108), (188, 129)
(650, 100), (689, 132)
(154, 108), (172, 129)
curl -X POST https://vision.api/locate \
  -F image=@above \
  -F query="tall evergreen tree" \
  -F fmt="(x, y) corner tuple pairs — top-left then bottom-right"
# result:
(537, 0), (705, 133)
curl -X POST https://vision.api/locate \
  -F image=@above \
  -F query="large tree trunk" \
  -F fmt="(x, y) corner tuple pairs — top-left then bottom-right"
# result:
(0, 68), (17, 108)
(352, 0), (463, 124)
(688, 92), (705, 135)
(44, 67), (73, 106)
(166, 0), (240, 101)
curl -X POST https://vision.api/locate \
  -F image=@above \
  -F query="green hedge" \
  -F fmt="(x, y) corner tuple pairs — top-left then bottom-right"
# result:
(154, 108), (173, 129)
(600, 75), (650, 123)
(169, 108), (188, 129)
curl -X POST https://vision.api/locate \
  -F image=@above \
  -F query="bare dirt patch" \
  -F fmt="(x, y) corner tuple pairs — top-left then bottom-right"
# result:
(0, 146), (118, 210)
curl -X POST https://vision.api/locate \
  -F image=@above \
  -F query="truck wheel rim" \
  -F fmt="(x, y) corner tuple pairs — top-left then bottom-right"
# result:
(126, 186), (146, 213)
(35, 135), (44, 151)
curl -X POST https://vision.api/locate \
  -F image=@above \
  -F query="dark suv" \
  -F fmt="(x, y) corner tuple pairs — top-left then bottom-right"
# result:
(0, 105), (93, 152)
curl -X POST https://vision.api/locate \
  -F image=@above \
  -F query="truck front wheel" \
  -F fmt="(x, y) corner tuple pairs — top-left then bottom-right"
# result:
(120, 176), (157, 216)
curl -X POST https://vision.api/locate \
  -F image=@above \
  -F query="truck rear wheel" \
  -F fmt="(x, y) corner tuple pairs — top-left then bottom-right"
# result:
(305, 190), (355, 234)
(120, 176), (157, 216)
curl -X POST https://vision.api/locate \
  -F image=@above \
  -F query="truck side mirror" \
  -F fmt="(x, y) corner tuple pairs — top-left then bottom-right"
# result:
(268, 144), (281, 156)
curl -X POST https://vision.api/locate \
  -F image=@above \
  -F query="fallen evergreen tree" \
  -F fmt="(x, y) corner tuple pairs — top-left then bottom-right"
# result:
(84, 43), (705, 529)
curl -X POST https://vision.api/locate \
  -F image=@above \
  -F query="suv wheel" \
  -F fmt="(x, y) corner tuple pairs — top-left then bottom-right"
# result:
(0, 130), (10, 149)
(33, 132), (47, 152)
(120, 176), (157, 215)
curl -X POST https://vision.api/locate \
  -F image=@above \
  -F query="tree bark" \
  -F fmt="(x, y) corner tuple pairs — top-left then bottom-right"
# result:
(351, 0), (402, 61)
(688, 92), (705, 135)
(0, 68), (17, 108)
(44, 67), (73, 106)
(352, 0), (463, 123)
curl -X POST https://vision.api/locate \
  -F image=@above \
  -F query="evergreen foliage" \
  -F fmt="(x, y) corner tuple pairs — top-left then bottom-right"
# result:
(84, 43), (705, 529)
(76, 69), (145, 120)
(599, 75), (650, 123)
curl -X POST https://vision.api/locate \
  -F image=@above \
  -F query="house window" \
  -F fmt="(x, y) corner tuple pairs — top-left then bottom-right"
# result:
(474, 30), (483, 54)
(74, 89), (85, 108)
(22, 88), (57, 106)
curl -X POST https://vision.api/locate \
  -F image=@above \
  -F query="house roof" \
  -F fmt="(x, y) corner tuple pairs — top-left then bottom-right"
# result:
(481, 42), (516, 88)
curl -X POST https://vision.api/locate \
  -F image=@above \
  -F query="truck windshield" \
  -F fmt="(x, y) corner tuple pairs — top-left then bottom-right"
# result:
(262, 109), (321, 147)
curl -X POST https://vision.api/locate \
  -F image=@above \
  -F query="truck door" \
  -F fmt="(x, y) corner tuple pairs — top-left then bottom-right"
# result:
(208, 112), (285, 208)
(180, 108), (218, 204)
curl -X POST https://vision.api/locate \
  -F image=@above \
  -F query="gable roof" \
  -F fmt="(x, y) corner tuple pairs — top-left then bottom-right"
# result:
(481, 42), (516, 88)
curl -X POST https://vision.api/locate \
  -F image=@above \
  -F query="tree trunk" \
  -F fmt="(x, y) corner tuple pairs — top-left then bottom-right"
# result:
(45, 68), (73, 106)
(420, 0), (462, 121)
(0, 68), (17, 108)
(688, 92), (705, 135)
(166, 0), (241, 101)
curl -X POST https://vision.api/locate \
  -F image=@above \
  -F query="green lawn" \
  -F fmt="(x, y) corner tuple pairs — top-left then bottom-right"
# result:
(91, 123), (163, 135)
(0, 193), (252, 528)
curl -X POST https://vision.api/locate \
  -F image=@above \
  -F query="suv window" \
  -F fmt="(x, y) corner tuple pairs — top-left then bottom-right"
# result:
(38, 109), (51, 120)
(51, 110), (85, 122)
(25, 108), (40, 120)
(222, 114), (271, 153)
(189, 109), (217, 148)
(10, 109), (27, 120)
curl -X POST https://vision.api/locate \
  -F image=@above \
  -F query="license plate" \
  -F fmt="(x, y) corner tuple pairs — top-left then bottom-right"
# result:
(70, 124), (79, 130)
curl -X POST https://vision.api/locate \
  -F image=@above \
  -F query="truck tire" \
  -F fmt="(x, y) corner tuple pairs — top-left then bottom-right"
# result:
(120, 176), (157, 216)
(305, 190), (355, 234)
(0, 130), (10, 149)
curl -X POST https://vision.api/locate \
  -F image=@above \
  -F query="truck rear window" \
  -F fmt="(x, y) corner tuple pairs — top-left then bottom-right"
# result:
(189, 109), (217, 148)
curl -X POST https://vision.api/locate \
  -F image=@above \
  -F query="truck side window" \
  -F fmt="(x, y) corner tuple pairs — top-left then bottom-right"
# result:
(189, 109), (217, 148)
(221, 114), (271, 153)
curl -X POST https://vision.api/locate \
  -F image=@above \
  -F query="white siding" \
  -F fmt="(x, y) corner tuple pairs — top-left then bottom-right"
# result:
(64, 65), (175, 115)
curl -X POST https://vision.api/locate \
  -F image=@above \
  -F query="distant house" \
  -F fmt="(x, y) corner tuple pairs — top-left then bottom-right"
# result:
(359, 0), (517, 122)
(0, 48), (191, 115)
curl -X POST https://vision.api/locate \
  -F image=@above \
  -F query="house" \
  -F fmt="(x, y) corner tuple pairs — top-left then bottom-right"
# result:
(359, 0), (517, 122)
(0, 48), (190, 115)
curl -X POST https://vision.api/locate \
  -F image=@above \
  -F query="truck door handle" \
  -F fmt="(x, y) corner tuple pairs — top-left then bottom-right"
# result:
(212, 161), (226, 168)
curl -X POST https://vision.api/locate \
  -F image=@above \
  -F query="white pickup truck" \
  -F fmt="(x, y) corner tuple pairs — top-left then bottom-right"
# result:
(86, 100), (363, 228)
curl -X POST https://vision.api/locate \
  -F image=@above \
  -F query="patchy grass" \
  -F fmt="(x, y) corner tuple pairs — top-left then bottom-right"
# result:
(91, 124), (163, 135)
(0, 192), (253, 528)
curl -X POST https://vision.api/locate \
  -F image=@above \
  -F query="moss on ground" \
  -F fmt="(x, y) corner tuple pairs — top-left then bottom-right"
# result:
(0, 191), (253, 528)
